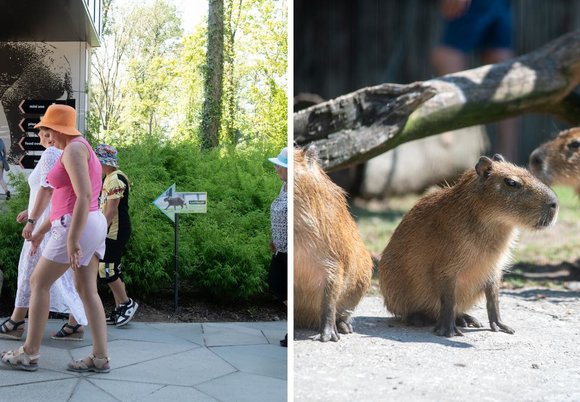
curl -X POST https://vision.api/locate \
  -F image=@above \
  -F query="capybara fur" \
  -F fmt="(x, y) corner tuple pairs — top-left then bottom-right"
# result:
(294, 147), (373, 342)
(530, 127), (580, 197)
(379, 154), (559, 337)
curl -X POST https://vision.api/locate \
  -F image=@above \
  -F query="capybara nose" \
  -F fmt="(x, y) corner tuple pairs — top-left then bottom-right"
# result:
(529, 150), (543, 169)
(548, 193), (559, 210)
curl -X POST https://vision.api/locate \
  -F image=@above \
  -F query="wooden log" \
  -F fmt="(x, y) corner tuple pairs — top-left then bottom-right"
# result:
(294, 31), (580, 171)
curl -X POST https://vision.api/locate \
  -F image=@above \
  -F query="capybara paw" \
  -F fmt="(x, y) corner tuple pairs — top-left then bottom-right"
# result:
(406, 312), (434, 327)
(456, 313), (483, 328)
(434, 321), (464, 337)
(336, 320), (353, 334)
(314, 324), (340, 342)
(490, 321), (515, 334)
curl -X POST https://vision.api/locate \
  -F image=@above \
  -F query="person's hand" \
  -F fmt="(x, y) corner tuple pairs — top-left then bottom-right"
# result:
(269, 240), (276, 253)
(441, 0), (470, 20)
(16, 210), (28, 223)
(29, 232), (43, 256)
(22, 222), (34, 240)
(67, 238), (83, 271)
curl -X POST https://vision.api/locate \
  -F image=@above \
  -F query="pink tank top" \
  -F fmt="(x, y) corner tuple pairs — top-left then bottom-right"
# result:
(47, 137), (102, 221)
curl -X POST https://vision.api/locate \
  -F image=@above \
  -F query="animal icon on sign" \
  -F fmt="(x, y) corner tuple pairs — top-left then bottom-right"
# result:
(164, 196), (186, 210)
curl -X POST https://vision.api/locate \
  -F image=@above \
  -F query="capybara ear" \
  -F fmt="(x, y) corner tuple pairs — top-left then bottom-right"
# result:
(492, 154), (505, 162)
(304, 145), (319, 169)
(476, 156), (493, 178)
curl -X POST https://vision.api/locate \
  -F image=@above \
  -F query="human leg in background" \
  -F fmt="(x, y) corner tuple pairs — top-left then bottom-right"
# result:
(68, 254), (109, 372)
(482, 48), (518, 163)
(1, 257), (69, 370)
(268, 251), (288, 347)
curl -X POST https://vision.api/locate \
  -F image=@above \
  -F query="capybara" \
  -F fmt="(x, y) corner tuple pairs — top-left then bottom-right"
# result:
(164, 196), (186, 209)
(379, 154), (559, 337)
(294, 146), (373, 342)
(529, 127), (580, 196)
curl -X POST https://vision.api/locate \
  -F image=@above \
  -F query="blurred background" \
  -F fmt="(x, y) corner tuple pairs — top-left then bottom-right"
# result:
(294, 0), (580, 198)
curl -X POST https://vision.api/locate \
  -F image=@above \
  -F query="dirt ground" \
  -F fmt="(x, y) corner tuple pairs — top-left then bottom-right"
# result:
(0, 292), (288, 324)
(294, 288), (580, 402)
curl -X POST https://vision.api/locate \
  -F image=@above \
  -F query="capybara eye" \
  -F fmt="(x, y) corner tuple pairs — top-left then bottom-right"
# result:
(567, 140), (580, 150)
(504, 178), (521, 188)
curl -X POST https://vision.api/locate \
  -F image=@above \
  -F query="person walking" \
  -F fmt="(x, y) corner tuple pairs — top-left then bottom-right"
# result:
(0, 128), (87, 341)
(267, 147), (288, 347)
(0, 137), (10, 199)
(432, 0), (519, 162)
(94, 144), (138, 327)
(1, 104), (109, 372)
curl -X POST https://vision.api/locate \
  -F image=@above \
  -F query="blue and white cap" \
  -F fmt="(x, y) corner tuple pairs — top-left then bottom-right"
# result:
(268, 147), (288, 168)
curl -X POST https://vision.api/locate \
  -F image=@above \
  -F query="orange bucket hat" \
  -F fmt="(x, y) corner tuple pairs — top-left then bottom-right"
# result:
(34, 104), (81, 136)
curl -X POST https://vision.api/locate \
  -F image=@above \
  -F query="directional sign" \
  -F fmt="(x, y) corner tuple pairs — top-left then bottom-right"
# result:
(153, 184), (207, 222)
(19, 154), (41, 169)
(18, 135), (44, 152)
(19, 99), (76, 114)
(18, 118), (40, 132)
(153, 183), (177, 222)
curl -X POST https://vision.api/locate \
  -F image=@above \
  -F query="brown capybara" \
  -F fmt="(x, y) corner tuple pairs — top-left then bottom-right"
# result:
(294, 146), (373, 342)
(379, 154), (559, 337)
(529, 127), (580, 196)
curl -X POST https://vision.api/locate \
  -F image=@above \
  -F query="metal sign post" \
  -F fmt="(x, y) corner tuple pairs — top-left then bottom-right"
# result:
(153, 184), (208, 314)
(174, 213), (179, 314)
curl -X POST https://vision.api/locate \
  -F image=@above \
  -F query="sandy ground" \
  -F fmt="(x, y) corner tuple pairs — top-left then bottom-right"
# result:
(294, 289), (580, 402)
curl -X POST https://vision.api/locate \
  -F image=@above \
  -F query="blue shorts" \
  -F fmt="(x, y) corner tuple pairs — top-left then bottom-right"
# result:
(441, 0), (513, 53)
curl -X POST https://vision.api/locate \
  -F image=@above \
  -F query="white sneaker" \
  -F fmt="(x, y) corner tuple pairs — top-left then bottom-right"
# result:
(115, 298), (139, 327)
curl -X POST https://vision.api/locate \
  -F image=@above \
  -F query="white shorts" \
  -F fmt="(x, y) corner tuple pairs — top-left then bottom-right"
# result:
(42, 211), (107, 267)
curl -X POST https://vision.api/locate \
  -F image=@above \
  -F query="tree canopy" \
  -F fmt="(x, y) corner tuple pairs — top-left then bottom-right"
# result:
(89, 0), (288, 150)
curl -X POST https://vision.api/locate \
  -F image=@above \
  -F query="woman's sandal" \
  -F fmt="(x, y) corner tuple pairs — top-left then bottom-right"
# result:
(67, 354), (110, 373)
(51, 323), (84, 341)
(1, 346), (39, 371)
(0, 318), (25, 340)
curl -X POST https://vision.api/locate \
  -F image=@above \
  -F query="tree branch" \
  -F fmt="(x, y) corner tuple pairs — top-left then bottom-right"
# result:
(295, 31), (580, 171)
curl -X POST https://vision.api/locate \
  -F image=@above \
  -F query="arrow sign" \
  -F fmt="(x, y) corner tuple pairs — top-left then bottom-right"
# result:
(153, 183), (177, 222)
(19, 135), (44, 151)
(19, 99), (76, 114)
(19, 118), (40, 132)
(153, 184), (208, 222)
(19, 154), (41, 169)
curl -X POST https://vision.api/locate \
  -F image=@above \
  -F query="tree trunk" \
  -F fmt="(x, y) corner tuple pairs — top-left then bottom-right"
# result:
(201, 0), (225, 149)
(295, 30), (580, 171)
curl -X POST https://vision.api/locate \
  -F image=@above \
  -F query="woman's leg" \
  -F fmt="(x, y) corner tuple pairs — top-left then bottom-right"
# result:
(74, 255), (108, 359)
(23, 257), (70, 356)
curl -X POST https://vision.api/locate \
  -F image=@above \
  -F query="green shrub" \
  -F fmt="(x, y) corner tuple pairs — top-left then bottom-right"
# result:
(0, 172), (31, 297)
(0, 140), (284, 303)
(118, 139), (283, 301)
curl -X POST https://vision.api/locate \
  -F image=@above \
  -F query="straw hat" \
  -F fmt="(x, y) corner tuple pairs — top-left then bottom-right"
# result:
(34, 104), (81, 136)
(268, 147), (288, 168)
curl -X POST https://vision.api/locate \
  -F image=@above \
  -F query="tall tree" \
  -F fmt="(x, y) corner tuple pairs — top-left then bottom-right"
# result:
(90, 0), (133, 135)
(201, 0), (225, 149)
(223, 0), (242, 144)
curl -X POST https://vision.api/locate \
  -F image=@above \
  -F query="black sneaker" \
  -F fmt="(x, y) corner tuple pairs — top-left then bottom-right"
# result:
(115, 298), (139, 327)
(5, 191), (10, 200)
(105, 307), (118, 325)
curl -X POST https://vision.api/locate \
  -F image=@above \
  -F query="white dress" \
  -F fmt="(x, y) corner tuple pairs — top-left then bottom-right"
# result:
(14, 146), (87, 325)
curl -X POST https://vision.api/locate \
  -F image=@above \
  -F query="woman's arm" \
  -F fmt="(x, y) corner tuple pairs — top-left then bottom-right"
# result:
(22, 186), (53, 240)
(28, 219), (52, 255)
(103, 197), (120, 227)
(62, 141), (91, 270)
